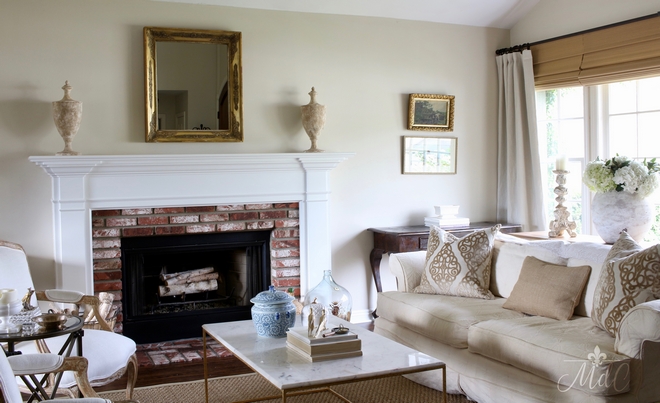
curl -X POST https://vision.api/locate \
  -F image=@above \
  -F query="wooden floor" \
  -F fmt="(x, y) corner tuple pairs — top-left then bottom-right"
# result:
(95, 321), (374, 392)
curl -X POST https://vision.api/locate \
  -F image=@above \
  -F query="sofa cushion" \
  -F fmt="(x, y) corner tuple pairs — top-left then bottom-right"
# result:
(491, 241), (568, 298)
(468, 316), (631, 396)
(531, 237), (612, 317)
(567, 257), (606, 318)
(414, 224), (499, 299)
(377, 291), (525, 349)
(592, 232), (660, 337)
(502, 256), (591, 320)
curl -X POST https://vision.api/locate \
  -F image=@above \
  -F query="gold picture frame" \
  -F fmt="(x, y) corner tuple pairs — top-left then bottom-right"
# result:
(408, 94), (454, 132)
(144, 27), (243, 142)
(402, 136), (457, 174)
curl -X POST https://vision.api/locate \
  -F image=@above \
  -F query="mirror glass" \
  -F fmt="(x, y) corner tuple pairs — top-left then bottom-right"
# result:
(144, 27), (243, 142)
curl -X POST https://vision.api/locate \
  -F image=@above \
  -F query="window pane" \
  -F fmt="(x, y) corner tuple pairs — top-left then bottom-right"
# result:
(538, 90), (558, 120)
(566, 160), (583, 233)
(609, 80), (637, 114)
(609, 114), (637, 156)
(638, 76), (660, 112)
(638, 112), (660, 158)
(560, 119), (584, 157)
(559, 88), (583, 119)
(536, 87), (585, 231)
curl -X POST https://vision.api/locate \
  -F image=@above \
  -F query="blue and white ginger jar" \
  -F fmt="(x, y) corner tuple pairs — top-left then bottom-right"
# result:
(250, 285), (296, 338)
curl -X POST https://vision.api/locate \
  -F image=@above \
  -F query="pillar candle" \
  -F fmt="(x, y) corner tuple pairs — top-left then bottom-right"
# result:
(556, 154), (568, 171)
(0, 289), (17, 305)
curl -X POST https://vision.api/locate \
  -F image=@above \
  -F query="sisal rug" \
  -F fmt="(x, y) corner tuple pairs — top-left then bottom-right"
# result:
(98, 373), (472, 403)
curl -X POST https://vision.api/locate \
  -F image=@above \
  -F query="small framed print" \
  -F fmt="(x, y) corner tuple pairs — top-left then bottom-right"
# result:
(402, 136), (457, 174)
(408, 94), (454, 132)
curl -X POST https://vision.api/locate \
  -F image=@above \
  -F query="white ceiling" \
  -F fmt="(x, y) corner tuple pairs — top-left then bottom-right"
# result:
(151, 0), (540, 29)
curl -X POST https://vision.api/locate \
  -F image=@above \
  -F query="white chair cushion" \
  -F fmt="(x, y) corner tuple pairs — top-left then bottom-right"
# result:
(7, 353), (63, 375)
(44, 289), (85, 303)
(16, 329), (136, 388)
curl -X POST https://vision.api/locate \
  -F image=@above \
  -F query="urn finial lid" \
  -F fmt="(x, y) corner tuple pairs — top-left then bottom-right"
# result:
(60, 81), (74, 101)
(308, 87), (317, 104)
(250, 285), (294, 304)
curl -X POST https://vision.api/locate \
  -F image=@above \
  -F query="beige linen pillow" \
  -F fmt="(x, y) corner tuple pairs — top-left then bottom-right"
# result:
(502, 256), (591, 320)
(490, 242), (567, 298)
(413, 224), (500, 299)
(591, 232), (660, 337)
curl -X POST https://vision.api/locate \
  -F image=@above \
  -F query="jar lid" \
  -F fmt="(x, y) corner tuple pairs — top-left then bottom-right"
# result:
(250, 285), (294, 305)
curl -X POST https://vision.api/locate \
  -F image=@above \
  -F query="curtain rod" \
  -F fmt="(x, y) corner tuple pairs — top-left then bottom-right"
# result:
(496, 11), (660, 55)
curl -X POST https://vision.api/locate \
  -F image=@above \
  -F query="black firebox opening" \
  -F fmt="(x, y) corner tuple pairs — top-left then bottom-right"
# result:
(121, 231), (271, 343)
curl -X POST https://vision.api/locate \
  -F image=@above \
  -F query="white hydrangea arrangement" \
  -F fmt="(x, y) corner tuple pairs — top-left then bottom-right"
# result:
(583, 155), (660, 199)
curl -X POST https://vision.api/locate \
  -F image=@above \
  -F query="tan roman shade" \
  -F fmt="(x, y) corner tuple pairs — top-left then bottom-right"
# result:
(531, 15), (660, 89)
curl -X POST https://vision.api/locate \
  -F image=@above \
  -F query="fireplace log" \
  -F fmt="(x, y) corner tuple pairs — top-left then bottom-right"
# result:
(160, 267), (215, 281)
(158, 279), (218, 297)
(164, 272), (220, 286)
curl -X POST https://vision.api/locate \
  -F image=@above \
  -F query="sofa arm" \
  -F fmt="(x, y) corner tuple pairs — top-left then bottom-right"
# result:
(388, 251), (426, 292)
(615, 300), (660, 358)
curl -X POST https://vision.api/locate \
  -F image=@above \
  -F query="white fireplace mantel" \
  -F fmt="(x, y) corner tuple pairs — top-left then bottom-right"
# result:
(29, 153), (353, 296)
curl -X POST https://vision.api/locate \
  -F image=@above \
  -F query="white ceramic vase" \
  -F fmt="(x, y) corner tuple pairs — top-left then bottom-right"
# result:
(52, 81), (82, 156)
(591, 191), (654, 243)
(301, 87), (326, 153)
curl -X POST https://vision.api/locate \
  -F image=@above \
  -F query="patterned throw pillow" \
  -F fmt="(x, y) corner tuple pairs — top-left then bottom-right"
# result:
(592, 231), (660, 337)
(413, 224), (500, 299)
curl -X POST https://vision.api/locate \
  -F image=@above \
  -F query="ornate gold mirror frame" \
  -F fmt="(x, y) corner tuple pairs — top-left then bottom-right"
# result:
(144, 27), (243, 142)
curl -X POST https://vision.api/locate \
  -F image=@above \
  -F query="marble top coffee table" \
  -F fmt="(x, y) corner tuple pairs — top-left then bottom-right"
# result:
(202, 319), (446, 403)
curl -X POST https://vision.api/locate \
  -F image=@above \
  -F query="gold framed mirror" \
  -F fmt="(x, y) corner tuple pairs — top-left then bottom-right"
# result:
(144, 27), (243, 142)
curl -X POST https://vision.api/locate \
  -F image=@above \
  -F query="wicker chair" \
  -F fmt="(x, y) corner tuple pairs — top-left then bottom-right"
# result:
(0, 240), (138, 400)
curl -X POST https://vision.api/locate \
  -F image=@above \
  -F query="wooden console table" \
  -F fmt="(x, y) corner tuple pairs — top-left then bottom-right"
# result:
(367, 222), (523, 294)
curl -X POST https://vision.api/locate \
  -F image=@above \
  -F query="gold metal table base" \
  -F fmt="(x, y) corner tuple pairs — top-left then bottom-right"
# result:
(231, 386), (351, 403)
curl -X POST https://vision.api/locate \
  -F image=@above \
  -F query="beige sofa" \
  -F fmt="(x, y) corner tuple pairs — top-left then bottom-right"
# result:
(374, 233), (660, 403)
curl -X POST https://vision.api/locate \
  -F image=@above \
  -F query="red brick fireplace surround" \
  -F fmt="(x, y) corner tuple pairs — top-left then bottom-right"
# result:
(92, 203), (301, 330)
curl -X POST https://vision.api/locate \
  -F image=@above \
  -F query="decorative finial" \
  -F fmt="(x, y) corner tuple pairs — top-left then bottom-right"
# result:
(61, 81), (73, 100)
(308, 87), (317, 104)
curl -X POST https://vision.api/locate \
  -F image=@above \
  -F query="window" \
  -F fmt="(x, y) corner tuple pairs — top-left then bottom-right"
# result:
(536, 76), (660, 240)
(536, 87), (586, 233)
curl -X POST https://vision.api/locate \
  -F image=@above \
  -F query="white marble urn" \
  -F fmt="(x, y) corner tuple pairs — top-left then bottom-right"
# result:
(301, 87), (326, 153)
(52, 81), (82, 156)
(591, 190), (654, 243)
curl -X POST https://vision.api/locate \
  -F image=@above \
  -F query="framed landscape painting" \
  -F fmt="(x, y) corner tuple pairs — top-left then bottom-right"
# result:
(408, 94), (455, 132)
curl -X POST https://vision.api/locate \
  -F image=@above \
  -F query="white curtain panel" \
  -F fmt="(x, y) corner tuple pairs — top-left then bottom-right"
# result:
(496, 49), (547, 232)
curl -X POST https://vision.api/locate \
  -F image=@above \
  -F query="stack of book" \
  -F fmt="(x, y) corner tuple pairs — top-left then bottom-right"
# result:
(286, 326), (362, 362)
(424, 216), (470, 227)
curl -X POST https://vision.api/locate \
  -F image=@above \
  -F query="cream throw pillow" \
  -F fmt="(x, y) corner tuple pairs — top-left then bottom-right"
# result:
(502, 256), (591, 320)
(413, 224), (500, 299)
(592, 231), (660, 337)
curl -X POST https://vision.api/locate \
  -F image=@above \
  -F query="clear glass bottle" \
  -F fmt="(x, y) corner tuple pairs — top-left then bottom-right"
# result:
(303, 270), (352, 321)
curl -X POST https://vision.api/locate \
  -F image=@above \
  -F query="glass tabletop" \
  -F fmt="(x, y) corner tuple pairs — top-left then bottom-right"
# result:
(0, 315), (83, 344)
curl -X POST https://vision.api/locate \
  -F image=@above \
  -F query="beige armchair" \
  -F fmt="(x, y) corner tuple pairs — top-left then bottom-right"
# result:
(0, 240), (138, 400)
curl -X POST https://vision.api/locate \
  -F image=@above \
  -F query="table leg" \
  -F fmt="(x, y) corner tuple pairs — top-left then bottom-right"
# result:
(443, 365), (447, 403)
(369, 248), (385, 318)
(204, 330), (209, 403)
(369, 248), (385, 294)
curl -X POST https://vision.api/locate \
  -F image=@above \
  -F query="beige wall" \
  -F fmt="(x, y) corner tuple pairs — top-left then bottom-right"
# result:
(510, 0), (660, 44)
(0, 0), (508, 319)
